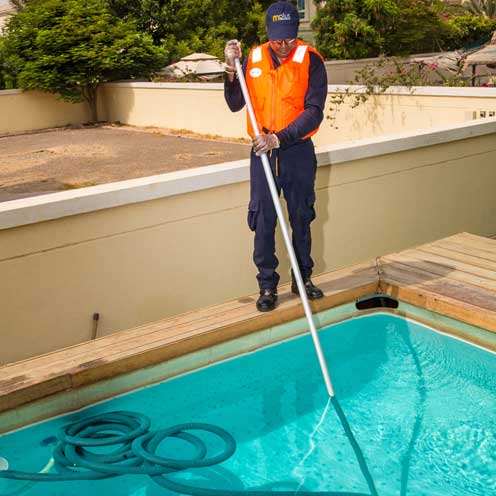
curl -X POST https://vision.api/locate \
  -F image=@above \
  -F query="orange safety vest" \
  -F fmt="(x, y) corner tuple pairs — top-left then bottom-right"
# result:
(245, 40), (323, 139)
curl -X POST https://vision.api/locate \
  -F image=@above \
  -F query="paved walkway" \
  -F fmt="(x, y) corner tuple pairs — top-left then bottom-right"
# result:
(0, 125), (251, 202)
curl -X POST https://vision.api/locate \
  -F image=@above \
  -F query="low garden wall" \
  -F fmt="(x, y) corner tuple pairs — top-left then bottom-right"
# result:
(2, 84), (496, 145)
(0, 89), (90, 134)
(1, 118), (495, 364)
(99, 83), (496, 146)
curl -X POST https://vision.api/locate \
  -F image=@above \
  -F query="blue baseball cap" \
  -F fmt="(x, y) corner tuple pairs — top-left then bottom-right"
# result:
(265, 1), (299, 41)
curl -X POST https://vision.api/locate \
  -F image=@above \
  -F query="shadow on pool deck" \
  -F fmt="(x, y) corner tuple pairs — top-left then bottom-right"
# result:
(0, 124), (251, 202)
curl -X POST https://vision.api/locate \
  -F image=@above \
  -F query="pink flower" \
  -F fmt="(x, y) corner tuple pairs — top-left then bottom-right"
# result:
(482, 82), (489, 87)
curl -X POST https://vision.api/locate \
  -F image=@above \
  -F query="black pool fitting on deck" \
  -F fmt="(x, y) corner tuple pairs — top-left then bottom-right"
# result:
(356, 294), (399, 311)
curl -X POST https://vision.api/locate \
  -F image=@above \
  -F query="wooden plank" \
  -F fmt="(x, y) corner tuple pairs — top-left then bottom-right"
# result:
(71, 284), (381, 388)
(71, 280), (380, 388)
(456, 232), (496, 254)
(383, 251), (496, 290)
(3, 272), (377, 389)
(433, 238), (496, 263)
(1, 279), (378, 404)
(378, 260), (496, 312)
(417, 244), (496, 272)
(379, 279), (496, 334)
(0, 375), (73, 414)
(0, 263), (379, 408)
(0, 262), (378, 385)
(72, 278), (378, 374)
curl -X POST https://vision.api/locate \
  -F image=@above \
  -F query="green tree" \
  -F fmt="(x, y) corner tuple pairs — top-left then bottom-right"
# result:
(442, 14), (496, 50)
(106, 0), (273, 63)
(2, 0), (167, 121)
(312, 0), (448, 59)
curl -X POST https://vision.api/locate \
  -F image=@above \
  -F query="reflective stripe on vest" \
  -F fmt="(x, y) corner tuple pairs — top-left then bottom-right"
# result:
(245, 40), (323, 139)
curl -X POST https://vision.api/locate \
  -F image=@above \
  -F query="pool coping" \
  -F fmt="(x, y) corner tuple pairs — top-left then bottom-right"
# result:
(1, 232), (495, 433)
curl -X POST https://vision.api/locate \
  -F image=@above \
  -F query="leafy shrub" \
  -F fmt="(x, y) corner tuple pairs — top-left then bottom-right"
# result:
(312, 0), (447, 60)
(441, 14), (496, 50)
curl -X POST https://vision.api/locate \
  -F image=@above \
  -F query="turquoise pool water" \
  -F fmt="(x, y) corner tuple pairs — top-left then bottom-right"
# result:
(0, 313), (495, 495)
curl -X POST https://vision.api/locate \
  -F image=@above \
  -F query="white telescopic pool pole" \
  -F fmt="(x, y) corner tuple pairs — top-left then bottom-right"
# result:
(234, 57), (335, 398)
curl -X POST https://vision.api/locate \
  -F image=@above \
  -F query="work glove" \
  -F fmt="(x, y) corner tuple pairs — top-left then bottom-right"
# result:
(253, 133), (280, 156)
(224, 39), (242, 80)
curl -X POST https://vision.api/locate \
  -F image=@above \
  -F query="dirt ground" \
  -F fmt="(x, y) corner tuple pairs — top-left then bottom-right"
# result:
(0, 125), (251, 202)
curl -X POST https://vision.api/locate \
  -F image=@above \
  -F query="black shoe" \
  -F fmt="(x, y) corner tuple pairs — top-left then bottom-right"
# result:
(256, 288), (278, 312)
(291, 276), (324, 300)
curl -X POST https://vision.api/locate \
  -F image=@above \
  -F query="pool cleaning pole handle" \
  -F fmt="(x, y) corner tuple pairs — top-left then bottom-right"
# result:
(234, 57), (335, 398)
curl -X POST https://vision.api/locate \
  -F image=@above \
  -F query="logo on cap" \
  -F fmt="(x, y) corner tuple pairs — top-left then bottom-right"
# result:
(272, 13), (291, 22)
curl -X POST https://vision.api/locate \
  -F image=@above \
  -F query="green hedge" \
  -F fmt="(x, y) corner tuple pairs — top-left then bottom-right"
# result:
(442, 15), (496, 51)
(312, 0), (496, 60)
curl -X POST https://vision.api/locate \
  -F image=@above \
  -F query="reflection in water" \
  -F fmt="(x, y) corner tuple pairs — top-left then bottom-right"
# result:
(399, 323), (426, 496)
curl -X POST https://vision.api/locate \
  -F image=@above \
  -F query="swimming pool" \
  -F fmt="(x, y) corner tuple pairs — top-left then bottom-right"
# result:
(0, 313), (495, 495)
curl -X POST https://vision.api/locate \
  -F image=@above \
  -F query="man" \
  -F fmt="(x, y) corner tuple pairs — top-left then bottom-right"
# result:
(224, 1), (327, 312)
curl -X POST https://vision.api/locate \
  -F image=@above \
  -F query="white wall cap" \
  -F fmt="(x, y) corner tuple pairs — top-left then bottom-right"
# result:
(0, 89), (23, 96)
(328, 84), (496, 98)
(1, 118), (495, 230)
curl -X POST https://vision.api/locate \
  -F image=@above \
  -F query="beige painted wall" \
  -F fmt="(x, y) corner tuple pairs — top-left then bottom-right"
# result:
(0, 90), (90, 135)
(3, 84), (496, 143)
(99, 83), (496, 146)
(1, 130), (495, 365)
(322, 91), (496, 143)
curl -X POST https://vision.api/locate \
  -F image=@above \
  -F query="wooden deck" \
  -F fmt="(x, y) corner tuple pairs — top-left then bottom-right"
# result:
(378, 233), (496, 332)
(1, 232), (495, 418)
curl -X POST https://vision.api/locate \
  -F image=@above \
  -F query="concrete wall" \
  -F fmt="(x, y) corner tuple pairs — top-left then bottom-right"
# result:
(3, 84), (496, 143)
(1, 119), (496, 365)
(98, 83), (496, 146)
(0, 89), (90, 135)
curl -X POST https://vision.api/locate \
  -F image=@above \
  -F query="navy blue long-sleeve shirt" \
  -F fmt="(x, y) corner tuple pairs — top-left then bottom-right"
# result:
(224, 45), (327, 147)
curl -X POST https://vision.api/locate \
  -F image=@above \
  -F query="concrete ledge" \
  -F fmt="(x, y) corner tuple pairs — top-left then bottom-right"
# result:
(1, 118), (496, 230)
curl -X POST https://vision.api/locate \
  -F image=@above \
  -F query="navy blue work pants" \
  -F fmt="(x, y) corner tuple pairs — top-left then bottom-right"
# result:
(247, 138), (317, 290)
